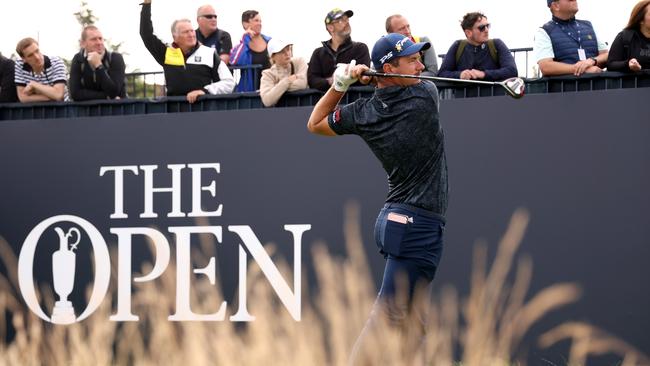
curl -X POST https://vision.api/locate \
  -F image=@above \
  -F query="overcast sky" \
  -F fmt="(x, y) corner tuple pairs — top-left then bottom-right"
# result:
(0, 0), (639, 74)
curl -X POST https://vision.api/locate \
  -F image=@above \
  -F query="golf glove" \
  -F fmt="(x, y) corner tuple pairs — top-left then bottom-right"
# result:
(333, 60), (358, 92)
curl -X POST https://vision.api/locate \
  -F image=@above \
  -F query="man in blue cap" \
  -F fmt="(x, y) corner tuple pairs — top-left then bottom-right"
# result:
(307, 33), (447, 363)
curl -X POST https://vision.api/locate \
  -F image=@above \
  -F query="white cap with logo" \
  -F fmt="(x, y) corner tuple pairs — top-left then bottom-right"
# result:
(267, 38), (292, 56)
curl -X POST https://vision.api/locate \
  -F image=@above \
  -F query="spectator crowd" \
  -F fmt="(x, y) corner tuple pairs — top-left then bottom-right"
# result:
(1, 0), (649, 106)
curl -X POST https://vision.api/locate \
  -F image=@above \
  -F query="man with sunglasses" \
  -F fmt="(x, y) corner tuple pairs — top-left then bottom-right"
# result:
(535, 0), (608, 76)
(195, 5), (232, 64)
(307, 8), (370, 91)
(438, 12), (517, 81)
(139, 0), (235, 103)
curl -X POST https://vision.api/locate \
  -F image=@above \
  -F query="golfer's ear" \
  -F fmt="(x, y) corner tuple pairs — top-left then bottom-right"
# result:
(382, 62), (393, 73)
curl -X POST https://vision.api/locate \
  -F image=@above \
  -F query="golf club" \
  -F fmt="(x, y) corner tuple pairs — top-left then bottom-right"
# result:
(362, 71), (526, 99)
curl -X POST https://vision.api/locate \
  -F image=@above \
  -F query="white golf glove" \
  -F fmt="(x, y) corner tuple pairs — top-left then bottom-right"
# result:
(333, 59), (357, 92)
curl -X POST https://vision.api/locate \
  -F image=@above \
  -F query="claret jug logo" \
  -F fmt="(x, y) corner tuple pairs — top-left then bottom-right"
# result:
(17, 162), (311, 325)
(19, 216), (111, 324)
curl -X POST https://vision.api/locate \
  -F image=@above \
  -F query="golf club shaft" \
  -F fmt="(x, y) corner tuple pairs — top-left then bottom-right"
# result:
(362, 71), (501, 87)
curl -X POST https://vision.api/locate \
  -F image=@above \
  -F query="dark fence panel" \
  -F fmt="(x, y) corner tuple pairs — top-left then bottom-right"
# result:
(0, 88), (648, 363)
(2, 72), (650, 121)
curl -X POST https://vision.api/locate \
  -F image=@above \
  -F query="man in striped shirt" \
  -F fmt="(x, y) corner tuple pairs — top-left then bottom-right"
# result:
(14, 38), (67, 102)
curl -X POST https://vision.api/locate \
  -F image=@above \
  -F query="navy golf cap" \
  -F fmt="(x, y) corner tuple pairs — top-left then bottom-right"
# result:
(547, 0), (557, 6)
(325, 8), (353, 24)
(371, 33), (430, 69)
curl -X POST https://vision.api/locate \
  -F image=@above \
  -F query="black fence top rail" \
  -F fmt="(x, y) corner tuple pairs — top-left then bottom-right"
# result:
(1, 72), (649, 121)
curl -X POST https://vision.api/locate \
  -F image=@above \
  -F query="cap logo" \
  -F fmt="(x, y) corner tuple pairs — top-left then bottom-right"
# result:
(379, 51), (393, 64)
(395, 37), (409, 52)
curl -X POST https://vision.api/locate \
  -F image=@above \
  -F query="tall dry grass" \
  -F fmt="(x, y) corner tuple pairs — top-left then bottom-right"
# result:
(0, 204), (648, 365)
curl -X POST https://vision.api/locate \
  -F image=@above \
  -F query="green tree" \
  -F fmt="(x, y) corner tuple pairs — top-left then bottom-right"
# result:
(73, 1), (99, 28)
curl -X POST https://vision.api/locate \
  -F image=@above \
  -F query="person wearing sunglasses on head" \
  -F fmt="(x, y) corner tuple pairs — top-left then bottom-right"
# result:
(438, 12), (517, 81)
(535, 0), (609, 77)
(195, 5), (232, 65)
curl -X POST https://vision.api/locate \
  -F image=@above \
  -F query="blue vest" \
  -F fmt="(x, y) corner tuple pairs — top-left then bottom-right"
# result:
(542, 17), (598, 64)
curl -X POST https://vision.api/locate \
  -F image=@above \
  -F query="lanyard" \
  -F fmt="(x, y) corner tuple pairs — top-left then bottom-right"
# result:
(554, 20), (583, 48)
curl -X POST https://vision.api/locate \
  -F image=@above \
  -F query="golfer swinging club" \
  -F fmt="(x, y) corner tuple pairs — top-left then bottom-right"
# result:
(307, 33), (448, 362)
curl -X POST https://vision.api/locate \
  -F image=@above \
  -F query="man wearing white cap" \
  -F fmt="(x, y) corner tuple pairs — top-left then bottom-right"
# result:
(308, 33), (447, 363)
(260, 38), (307, 107)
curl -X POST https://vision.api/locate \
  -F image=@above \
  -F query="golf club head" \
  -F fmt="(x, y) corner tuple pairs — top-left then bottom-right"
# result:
(502, 77), (526, 99)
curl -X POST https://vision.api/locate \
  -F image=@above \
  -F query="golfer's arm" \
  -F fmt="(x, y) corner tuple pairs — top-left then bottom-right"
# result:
(307, 88), (344, 136)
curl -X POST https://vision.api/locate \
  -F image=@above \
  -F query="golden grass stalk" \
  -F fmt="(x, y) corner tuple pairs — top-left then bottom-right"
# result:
(0, 205), (647, 365)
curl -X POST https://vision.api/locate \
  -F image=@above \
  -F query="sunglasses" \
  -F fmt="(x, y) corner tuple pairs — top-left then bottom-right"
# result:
(477, 23), (491, 32)
(201, 14), (217, 19)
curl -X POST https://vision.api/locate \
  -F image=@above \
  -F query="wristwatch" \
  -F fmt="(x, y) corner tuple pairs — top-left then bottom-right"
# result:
(590, 57), (598, 66)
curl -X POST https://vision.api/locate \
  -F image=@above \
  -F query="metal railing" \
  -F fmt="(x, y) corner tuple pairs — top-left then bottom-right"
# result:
(125, 47), (536, 97)
(125, 64), (263, 98)
(438, 47), (534, 78)
(2, 72), (650, 121)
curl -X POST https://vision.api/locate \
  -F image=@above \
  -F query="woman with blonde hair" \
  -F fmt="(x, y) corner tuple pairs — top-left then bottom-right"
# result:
(259, 38), (307, 107)
(607, 0), (650, 71)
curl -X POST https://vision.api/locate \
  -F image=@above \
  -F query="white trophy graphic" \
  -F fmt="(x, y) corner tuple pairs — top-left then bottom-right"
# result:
(51, 227), (81, 324)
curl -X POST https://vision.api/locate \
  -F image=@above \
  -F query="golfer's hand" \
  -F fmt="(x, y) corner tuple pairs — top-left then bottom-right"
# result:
(333, 60), (358, 92)
(349, 64), (371, 85)
(186, 89), (205, 103)
(629, 58), (642, 72)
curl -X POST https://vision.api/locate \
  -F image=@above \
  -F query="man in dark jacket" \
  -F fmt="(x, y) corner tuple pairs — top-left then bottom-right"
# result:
(0, 54), (18, 103)
(140, 0), (235, 103)
(307, 8), (370, 91)
(195, 4), (232, 64)
(438, 12), (518, 81)
(69, 26), (127, 101)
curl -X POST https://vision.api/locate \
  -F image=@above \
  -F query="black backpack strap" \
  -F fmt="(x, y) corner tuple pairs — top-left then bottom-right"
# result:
(455, 40), (467, 64)
(487, 39), (498, 65)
